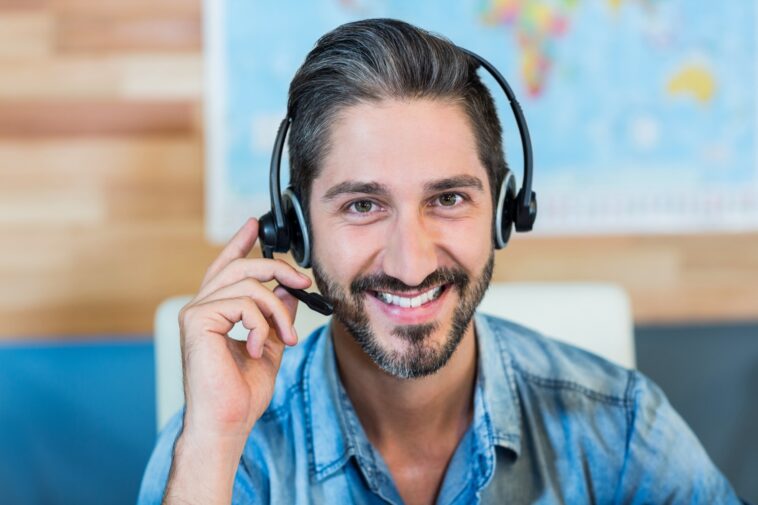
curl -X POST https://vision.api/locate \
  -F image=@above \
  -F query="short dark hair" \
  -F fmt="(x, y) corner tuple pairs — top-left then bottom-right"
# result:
(287, 18), (507, 218)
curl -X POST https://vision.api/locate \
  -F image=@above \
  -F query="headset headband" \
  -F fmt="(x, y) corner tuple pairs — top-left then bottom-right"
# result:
(265, 117), (292, 255)
(456, 47), (536, 231)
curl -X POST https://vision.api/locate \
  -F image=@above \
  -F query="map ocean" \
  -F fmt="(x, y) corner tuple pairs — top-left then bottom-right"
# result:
(206, 0), (756, 241)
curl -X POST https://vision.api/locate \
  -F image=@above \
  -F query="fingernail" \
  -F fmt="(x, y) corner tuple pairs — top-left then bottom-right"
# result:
(291, 326), (299, 344)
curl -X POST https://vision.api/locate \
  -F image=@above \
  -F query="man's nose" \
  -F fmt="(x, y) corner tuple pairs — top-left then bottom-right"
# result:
(381, 211), (438, 287)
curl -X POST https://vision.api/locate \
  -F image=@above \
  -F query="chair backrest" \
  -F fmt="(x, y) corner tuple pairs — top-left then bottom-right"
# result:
(477, 282), (635, 368)
(154, 282), (634, 432)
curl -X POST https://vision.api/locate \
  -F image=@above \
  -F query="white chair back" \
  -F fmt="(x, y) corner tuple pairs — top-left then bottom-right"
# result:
(478, 282), (635, 368)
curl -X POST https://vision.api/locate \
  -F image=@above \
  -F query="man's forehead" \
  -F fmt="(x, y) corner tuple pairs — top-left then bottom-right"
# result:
(312, 98), (487, 195)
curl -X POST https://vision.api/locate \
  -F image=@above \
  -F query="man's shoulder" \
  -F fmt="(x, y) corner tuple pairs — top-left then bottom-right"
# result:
(479, 314), (743, 502)
(479, 313), (635, 406)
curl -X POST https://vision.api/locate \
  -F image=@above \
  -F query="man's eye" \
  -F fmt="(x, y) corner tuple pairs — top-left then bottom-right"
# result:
(349, 200), (375, 213)
(436, 193), (463, 207)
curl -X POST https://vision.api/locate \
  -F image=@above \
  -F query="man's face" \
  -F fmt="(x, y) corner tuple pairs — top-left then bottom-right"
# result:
(309, 99), (495, 379)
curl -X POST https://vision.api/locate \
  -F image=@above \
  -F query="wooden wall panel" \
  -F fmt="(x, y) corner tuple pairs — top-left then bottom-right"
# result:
(493, 234), (758, 324)
(56, 12), (201, 53)
(0, 11), (53, 58)
(0, 136), (222, 337)
(0, 1), (48, 10)
(50, 0), (201, 17)
(0, 1), (757, 340)
(0, 102), (194, 136)
(0, 54), (202, 100)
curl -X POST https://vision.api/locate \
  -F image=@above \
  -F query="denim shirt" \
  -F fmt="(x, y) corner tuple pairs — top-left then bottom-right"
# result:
(138, 313), (741, 504)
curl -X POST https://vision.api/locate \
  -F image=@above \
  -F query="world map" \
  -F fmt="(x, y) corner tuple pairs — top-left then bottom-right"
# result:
(206, 0), (756, 242)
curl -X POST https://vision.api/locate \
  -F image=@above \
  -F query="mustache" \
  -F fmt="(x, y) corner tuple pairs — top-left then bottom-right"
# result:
(350, 267), (470, 296)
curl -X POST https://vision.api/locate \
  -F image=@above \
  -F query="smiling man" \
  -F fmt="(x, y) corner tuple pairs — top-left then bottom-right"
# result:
(138, 19), (742, 505)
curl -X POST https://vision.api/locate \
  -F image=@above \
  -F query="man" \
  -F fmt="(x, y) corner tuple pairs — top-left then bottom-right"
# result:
(139, 19), (742, 504)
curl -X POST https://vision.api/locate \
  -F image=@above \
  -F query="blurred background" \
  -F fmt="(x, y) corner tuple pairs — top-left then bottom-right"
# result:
(0, 0), (756, 504)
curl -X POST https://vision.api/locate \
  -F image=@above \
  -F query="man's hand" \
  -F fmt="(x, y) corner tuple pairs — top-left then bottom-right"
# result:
(163, 218), (312, 504)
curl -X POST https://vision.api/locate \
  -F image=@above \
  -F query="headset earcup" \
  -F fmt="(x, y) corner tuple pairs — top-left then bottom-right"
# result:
(257, 210), (279, 253)
(282, 188), (312, 268)
(494, 169), (517, 249)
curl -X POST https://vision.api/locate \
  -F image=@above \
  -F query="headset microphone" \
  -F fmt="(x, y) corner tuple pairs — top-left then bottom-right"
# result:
(257, 45), (537, 317)
(259, 245), (333, 316)
(280, 284), (334, 315)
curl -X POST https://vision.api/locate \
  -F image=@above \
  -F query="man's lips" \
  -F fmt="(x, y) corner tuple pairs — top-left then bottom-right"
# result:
(371, 285), (444, 298)
(364, 284), (451, 325)
(371, 284), (445, 307)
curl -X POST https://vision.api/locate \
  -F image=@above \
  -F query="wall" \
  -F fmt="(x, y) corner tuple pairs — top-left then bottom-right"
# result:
(2, 1), (758, 340)
(1, 0), (215, 339)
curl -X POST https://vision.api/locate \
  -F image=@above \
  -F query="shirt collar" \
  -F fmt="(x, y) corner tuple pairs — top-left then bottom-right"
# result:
(305, 324), (375, 483)
(305, 312), (522, 483)
(472, 312), (522, 456)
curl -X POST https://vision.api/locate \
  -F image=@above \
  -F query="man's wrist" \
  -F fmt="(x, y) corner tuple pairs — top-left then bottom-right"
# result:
(163, 428), (249, 505)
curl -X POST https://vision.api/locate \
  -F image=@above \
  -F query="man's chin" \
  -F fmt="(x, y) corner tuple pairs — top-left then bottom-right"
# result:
(371, 335), (459, 379)
(368, 322), (444, 351)
(352, 317), (456, 377)
(390, 321), (439, 343)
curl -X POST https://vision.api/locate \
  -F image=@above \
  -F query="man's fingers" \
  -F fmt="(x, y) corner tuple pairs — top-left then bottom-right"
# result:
(196, 257), (312, 302)
(183, 296), (268, 346)
(201, 218), (259, 287)
(274, 285), (300, 343)
(194, 278), (299, 347)
(273, 285), (299, 320)
(184, 296), (274, 360)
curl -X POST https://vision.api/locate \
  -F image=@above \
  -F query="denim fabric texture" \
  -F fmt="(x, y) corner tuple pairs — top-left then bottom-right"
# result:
(138, 313), (741, 504)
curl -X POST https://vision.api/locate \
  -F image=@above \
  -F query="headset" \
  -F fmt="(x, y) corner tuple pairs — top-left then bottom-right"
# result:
(258, 46), (537, 316)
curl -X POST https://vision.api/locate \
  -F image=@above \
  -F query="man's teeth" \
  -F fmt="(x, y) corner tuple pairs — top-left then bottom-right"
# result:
(375, 285), (444, 308)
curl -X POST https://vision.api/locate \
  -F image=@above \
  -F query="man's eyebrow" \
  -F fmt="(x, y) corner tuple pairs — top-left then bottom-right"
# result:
(424, 175), (484, 193)
(320, 175), (484, 202)
(321, 181), (390, 202)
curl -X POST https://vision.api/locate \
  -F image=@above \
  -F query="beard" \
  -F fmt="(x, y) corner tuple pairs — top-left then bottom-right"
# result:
(311, 251), (494, 379)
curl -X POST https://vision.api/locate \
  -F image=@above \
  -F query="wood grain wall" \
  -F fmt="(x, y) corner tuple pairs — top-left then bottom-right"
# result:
(1, 0), (757, 339)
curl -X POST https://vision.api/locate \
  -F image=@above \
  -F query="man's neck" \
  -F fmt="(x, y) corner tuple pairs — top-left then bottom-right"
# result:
(330, 320), (478, 453)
